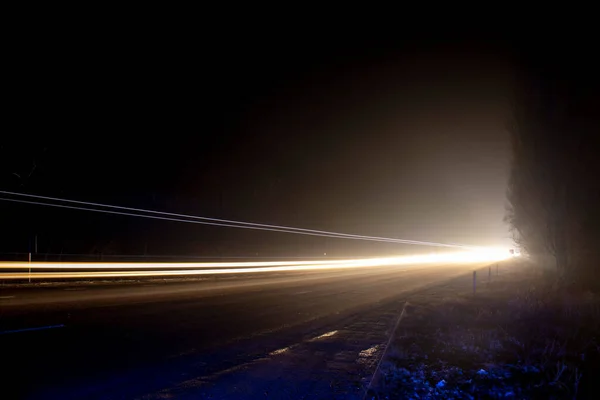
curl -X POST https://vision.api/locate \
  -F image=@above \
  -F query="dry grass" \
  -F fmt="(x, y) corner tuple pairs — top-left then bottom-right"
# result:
(375, 260), (600, 399)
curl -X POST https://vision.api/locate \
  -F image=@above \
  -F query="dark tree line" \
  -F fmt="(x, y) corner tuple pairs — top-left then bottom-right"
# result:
(506, 47), (600, 285)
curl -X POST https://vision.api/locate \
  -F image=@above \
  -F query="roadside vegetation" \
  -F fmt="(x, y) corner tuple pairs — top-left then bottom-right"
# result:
(505, 55), (599, 288)
(375, 260), (600, 399)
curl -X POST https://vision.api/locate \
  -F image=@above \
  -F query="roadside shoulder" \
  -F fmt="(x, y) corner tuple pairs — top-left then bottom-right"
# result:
(375, 261), (600, 399)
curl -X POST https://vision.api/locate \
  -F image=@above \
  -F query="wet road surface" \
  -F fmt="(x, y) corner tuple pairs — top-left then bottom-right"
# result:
(1, 262), (484, 399)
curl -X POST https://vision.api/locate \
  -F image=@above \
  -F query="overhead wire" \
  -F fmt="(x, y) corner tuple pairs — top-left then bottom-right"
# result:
(0, 190), (477, 249)
(0, 197), (414, 244)
(0, 190), (463, 247)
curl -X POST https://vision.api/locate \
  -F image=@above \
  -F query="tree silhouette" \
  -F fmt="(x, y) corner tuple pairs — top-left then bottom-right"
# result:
(506, 53), (600, 284)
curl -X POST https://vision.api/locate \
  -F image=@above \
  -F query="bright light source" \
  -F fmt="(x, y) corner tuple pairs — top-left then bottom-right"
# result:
(0, 248), (510, 280)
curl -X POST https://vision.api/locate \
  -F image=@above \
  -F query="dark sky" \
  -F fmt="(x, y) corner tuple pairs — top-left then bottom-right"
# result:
(2, 36), (514, 258)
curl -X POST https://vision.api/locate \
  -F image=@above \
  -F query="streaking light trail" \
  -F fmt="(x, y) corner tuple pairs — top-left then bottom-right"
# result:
(0, 250), (511, 280)
(0, 191), (478, 249)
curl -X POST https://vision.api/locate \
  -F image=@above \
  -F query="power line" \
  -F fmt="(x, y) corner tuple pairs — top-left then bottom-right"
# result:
(0, 191), (476, 249)
(0, 190), (456, 247)
(0, 197), (407, 244)
(0, 196), (453, 247)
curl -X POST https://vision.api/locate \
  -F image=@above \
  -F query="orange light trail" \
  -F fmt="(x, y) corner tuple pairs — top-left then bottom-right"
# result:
(0, 249), (511, 280)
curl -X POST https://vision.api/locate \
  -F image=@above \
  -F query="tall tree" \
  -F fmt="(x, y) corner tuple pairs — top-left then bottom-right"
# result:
(507, 47), (600, 284)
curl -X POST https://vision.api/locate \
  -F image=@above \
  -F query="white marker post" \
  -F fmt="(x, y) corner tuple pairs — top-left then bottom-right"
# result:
(28, 252), (31, 283)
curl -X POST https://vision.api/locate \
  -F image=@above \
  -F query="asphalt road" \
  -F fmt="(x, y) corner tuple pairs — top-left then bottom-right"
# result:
(0, 262), (486, 399)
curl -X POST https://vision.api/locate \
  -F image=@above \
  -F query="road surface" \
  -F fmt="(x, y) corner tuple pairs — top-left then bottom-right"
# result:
(1, 262), (487, 399)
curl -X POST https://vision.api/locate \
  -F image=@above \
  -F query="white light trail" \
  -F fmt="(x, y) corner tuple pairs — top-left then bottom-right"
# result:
(0, 260), (353, 269)
(0, 249), (511, 279)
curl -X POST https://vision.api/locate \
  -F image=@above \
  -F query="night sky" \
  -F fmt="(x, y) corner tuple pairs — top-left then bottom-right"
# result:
(2, 36), (514, 258)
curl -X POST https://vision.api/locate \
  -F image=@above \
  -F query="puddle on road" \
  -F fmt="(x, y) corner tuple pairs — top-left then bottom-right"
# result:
(269, 330), (339, 357)
(310, 330), (338, 341)
(358, 345), (380, 365)
(269, 346), (292, 356)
